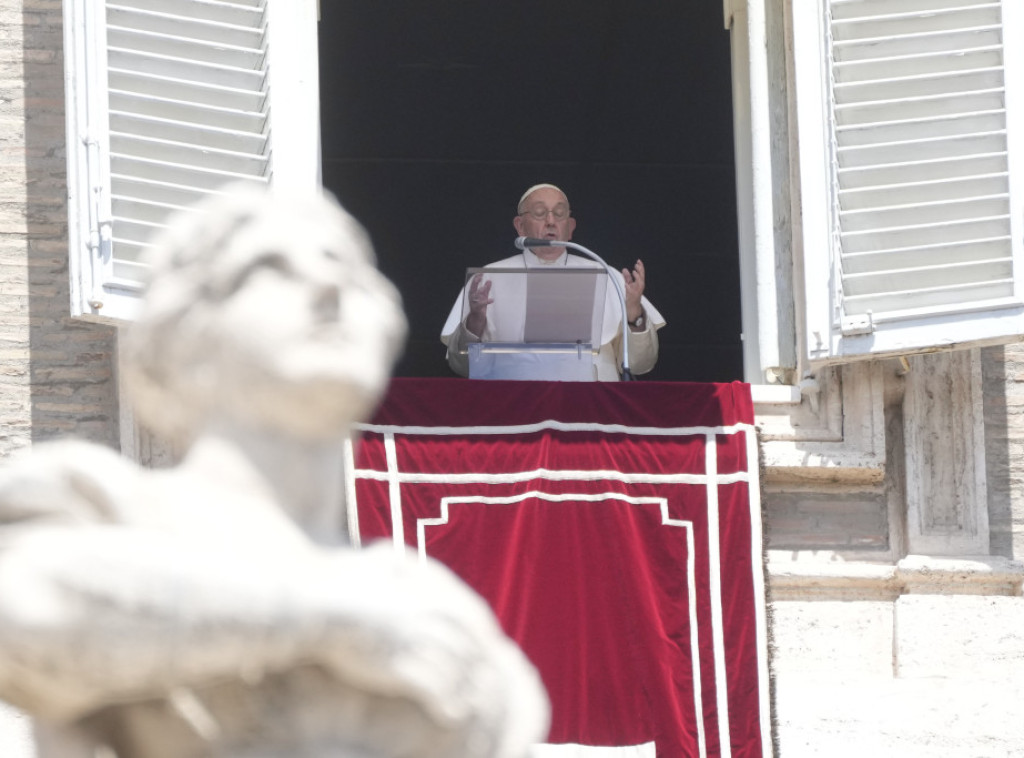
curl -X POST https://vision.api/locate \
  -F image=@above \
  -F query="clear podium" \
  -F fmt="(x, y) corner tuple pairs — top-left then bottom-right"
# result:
(460, 266), (609, 381)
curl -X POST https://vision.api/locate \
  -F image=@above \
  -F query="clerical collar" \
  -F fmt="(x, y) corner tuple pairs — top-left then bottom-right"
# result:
(522, 249), (568, 267)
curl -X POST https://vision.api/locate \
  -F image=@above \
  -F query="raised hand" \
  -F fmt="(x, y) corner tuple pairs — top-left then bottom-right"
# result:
(466, 273), (494, 338)
(622, 259), (646, 324)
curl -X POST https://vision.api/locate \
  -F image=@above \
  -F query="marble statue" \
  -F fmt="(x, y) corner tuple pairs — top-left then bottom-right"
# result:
(0, 186), (549, 758)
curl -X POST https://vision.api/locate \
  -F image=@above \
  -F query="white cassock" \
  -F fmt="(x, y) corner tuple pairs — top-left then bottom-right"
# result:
(441, 250), (665, 381)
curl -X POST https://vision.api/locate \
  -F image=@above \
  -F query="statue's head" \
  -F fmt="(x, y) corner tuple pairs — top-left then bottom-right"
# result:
(122, 183), (407, 446)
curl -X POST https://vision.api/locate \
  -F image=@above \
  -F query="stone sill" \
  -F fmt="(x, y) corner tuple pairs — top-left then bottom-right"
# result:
(750, 383), (800, 405)
(751, 378), (886, 484)
(767, 554), (1024, 601)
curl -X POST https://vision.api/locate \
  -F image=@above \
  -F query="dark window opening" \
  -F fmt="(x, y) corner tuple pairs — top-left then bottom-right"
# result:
(319, 1), (740, 382)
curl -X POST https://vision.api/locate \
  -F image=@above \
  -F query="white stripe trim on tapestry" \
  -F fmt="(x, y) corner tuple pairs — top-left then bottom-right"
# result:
(705, 432), (732, 758)
(746, 426), (774, 757)
(421, 494), (703, 758)
(416, 492), (680, 564)
(383, 432), (404, 549)
(662, 503), (708, 758)
(350, 469), (752, 486)
(355, 421), (755, 438)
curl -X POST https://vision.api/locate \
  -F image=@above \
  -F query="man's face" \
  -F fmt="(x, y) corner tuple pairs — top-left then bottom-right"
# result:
(513, 187), (577, 260)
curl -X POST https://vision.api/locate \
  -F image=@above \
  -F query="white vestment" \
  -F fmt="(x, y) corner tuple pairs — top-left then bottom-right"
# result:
(441, 250), (665, 381)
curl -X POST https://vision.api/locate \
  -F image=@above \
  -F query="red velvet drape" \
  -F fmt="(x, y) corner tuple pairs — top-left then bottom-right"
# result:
(352, 379), (769, 758)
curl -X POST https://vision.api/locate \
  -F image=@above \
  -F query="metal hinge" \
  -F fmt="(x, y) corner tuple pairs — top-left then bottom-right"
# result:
(840, 311), (874, 337)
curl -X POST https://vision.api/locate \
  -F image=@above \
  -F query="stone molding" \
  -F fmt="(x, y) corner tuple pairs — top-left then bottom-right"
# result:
(768, 554), (1024, 601)
(753, 361), (886, 484)
(902, 349), (989, 555)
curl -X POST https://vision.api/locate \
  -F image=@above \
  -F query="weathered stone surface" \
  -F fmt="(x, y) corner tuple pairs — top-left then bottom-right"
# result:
(983, 345), (1024, 561)
(765, 488), (889, 552)
(770, 600), (894, 679)
(0, 0), (117, 456)
(895, 595), (1024, 680)
(772, 595), (1024, 757)
(774, 675), (1024, 758)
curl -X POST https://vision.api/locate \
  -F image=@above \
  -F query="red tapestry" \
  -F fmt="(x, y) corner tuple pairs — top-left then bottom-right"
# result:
(348, 378), (770, 758)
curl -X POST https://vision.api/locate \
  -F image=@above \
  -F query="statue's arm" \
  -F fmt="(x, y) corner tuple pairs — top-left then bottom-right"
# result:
(0, 522), (547, 751)
(0, 442), (547, 752)
(0, 523), (322, 720)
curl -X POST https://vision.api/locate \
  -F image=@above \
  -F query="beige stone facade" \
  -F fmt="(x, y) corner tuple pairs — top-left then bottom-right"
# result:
(0, 0), (118, 458)
(760, 350), (1024, 754)
(1, 1), (1023, 756)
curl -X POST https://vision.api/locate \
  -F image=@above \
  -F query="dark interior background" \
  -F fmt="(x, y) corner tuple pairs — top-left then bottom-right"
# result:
(318, 1), (741, 381)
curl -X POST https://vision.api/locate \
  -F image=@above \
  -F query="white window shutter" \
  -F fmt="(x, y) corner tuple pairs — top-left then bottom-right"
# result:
(794, 0), (1024, 364)
(64, 0), (320, 322)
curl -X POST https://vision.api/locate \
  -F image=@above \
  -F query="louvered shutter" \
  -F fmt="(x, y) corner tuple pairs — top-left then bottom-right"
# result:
(64, 0), (319, 322)
(794, 0), (1024, 363)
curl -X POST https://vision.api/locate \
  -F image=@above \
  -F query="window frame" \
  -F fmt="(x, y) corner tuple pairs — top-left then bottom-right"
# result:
(791, 0), (1024, 368)
(63, 0), (321, 324)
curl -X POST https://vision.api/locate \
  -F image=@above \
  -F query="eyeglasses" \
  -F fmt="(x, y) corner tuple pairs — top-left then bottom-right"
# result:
(519, 205), (571, 221)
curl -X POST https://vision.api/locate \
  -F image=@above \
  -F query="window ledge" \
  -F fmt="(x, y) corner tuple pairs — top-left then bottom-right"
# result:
(750, 383), (800, 405)
(768, 554), (1024, 600)
(751, 363), (886, 483)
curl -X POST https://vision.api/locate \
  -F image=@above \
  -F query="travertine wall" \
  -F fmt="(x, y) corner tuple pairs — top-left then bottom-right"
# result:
(983, 343), (1024, 562)
(764, 344), (1024, 757)
(0, 0), (119, 458)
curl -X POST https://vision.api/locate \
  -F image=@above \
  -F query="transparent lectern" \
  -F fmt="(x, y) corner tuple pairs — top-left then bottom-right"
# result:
(460, 267), (609, 381)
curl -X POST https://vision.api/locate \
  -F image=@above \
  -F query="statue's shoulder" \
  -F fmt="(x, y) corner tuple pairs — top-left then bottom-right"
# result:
(0, 440), (143, 525)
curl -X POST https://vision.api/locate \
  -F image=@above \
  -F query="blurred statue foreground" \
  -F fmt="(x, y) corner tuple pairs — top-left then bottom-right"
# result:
(0, 187), (549, 758)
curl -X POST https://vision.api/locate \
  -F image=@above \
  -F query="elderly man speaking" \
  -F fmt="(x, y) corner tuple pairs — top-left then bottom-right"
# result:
(441, 183), (665, 381)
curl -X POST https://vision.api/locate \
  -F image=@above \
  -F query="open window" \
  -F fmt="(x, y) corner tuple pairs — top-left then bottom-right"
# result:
(792, 0), (1024, 365)
(63, 0), (320, 323)
(64, 1), (742, 382)
(68, 2), (1024, 382)
(317, 3), (743, 382)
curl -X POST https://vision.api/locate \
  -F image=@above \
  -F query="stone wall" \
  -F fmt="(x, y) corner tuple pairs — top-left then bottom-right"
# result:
(983, 343), (1024, 561)
(770, 593), (1024, 757)
(0, 0), (119, 458)
(765, 343), (1024, 757)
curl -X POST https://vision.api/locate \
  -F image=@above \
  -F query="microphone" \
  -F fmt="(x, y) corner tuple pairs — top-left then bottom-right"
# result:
(511, 237), (636, 380)
(514, 236), (557, 249)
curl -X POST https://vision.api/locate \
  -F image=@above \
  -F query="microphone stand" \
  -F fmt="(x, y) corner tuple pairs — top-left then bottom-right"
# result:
(514, 237), (635, 381)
